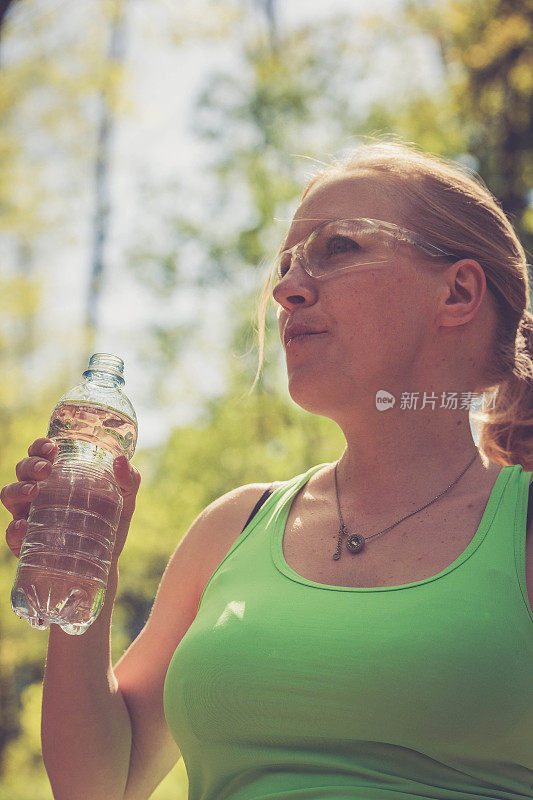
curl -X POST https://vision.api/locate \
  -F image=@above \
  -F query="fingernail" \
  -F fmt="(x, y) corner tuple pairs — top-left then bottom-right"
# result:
(14, 519), (25, 529)
(42, 443), (55, 455)
(35, 460), (49, 473)
(22, 483), (35, 495)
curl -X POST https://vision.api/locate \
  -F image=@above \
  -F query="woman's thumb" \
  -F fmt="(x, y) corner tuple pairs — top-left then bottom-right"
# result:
(113, 455), (140, 495)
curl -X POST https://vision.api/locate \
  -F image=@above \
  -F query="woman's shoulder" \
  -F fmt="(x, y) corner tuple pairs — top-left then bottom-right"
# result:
(188, 483), (275, 605)
(202, 482), (275, 524)
(197, 482), (275, 544)
(193, 469), (324, 583)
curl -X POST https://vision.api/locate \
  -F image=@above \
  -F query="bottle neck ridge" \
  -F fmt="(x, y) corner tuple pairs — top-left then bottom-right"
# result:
(83, 353), (125, 385)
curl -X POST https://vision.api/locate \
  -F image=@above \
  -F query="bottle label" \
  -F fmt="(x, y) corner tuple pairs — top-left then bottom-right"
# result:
(48, 401), (137, 460)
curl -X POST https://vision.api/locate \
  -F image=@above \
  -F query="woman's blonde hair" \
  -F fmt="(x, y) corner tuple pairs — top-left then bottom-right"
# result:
(250, 138), (533, 470)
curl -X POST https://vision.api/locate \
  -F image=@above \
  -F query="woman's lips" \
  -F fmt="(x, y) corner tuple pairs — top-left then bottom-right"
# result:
(285, 332), (327, 347)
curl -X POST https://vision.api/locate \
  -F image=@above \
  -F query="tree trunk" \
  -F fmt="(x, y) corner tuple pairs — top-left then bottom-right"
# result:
(85, 0), (128, 348)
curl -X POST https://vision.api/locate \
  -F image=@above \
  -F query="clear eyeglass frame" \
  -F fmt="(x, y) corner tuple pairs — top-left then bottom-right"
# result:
(272, 218), (461, 283)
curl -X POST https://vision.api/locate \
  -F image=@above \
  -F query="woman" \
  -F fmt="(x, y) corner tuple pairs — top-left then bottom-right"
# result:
(3, 141), (533, 800)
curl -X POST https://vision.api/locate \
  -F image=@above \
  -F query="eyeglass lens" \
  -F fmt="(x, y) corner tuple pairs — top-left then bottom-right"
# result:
(276, 220), (395, 280)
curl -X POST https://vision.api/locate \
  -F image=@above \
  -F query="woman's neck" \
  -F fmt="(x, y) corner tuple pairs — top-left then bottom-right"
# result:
(333, 413), (490, 516)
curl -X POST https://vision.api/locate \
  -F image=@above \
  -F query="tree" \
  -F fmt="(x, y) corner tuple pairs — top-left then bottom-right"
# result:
(0, 0), (16, 39)
(125, 4), (387, 398)
(403, 0), (532, 256)
(85, 0), (130, 347)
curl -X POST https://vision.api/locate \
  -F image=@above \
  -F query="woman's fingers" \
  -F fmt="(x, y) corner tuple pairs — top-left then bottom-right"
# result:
(28, 437), (57, 459)
(6, 518), (26, 557)
(15, 456), (53, 483)
(1, 438), (57, 517)
(17, 438), (57, 479)
(113, 456), (141, 519)
(113, 456), (141, 493)
(0, 480), (39, 519)
(1, 438), (56, 557)
(2, 437), (141, 562)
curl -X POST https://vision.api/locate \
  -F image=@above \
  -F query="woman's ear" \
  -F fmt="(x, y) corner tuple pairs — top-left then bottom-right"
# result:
(436, 259), (487, 328)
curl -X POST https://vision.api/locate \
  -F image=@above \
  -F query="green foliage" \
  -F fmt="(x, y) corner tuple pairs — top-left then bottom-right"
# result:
(403, 0), (533, 253)
(0, 0), (131, 242)
(1, 683), (52, 800)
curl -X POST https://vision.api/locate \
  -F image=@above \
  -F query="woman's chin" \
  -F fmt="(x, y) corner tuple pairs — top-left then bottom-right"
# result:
(287, 379), (337, 416)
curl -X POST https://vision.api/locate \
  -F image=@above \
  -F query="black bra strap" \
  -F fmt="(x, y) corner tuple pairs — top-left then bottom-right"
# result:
(241, 482), (285, 533)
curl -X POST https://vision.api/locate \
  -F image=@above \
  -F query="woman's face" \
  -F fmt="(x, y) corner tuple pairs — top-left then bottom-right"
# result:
(272, 173), (444, 421)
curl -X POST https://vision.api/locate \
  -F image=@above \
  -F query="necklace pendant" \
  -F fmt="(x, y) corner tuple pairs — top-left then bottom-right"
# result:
(346, 533), (365, 554)
(333, 524), (349, 560)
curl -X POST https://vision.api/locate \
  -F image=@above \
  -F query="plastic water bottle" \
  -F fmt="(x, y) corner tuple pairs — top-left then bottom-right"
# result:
(10, 353), (138, 635)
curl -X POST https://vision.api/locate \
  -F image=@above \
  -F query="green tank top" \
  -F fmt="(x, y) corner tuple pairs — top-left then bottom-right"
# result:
(163, 462), (533, 800)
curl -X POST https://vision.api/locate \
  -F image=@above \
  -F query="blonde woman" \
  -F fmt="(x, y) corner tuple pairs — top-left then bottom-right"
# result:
(3, 141), (533, 800)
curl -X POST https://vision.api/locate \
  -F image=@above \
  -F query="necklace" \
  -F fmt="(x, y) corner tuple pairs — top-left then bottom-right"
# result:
(332, 450), (480, 560)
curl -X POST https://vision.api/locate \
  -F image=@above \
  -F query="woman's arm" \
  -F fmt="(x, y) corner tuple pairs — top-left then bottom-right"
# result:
(42, 561), (132, 800)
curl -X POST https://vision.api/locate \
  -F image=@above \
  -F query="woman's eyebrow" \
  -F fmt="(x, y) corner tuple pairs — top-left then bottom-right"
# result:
(279, 217), (334, 252)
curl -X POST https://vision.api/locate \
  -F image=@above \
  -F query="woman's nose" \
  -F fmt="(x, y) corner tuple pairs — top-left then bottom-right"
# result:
(271, 252), (318, 310)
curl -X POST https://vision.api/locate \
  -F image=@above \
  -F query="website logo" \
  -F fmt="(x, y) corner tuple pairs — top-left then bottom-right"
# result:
(375, 390), (396, 411)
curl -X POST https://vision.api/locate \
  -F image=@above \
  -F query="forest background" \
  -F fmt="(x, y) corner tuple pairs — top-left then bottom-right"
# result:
(0, 0), (532, 797)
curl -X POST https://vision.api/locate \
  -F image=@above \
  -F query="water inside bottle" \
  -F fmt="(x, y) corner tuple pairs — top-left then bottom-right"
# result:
(11, 567), (106, 635)
(11, 400), (134, 634)
(48, 401), (137, 459)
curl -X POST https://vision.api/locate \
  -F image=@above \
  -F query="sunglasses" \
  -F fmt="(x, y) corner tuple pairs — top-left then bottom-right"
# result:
(273, 218), (462, 283)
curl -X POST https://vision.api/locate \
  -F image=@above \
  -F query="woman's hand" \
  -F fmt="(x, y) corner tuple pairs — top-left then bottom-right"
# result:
(1, 437), (141, 561)
(110, 451), (142, 562)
